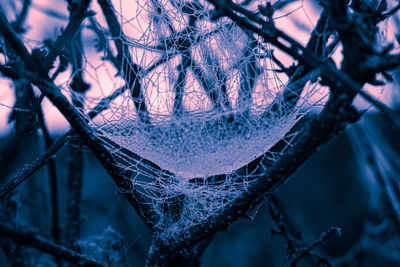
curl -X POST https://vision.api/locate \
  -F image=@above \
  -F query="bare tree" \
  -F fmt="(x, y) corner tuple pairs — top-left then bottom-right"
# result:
(0, 0), (400, 266)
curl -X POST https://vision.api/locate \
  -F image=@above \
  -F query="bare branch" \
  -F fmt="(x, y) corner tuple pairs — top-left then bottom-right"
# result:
(0, 43), (178, 201)
(208, 0), (400, 108)
(64, 147), (84, 247)
(0, 12), (31, 62)
(97, 0), (150, 123)
(151, 1), (231, 111)
(379, 2), (400, 21)
(268, 202), (341, 266)
(0, 131), (68, 200)
(36, 103), (61, 245)
(13, 0), (32, 32)
(0, 10), (159, 226)
(0, 222), (105, 267)
(268, 10), (332, 116)
(173, 51), (191, 115)
(44, 0), (91, 71)
(147, 94), (360, 261)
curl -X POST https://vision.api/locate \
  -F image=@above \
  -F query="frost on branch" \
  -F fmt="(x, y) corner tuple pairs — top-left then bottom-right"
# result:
(87, 0), (325, 228)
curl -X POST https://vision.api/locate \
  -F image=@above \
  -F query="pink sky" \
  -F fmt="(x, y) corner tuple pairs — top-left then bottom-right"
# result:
(0, 0), (398, 135)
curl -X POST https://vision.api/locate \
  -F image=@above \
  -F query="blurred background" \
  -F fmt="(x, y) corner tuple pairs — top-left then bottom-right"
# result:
(1, 0), (400, 266)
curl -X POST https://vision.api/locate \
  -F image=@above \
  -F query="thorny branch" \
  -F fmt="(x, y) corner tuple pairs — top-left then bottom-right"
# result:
(268, 202), (341, 267)
(145, 0), (400, 264)
(0, 35), (193, 202)
(146, 92), (360, 265)
(0, 8), (158, 229)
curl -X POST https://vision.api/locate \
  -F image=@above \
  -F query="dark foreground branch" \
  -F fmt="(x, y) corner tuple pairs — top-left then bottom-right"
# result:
(0, 222), (105, 267)
(146, 94), (360, 264)
(0, 12), (159, 228)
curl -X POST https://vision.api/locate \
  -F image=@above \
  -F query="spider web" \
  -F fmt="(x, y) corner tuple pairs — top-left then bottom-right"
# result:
(83, 0), (327, 229)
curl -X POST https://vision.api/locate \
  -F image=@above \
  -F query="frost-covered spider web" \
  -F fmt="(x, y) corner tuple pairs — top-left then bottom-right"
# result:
(82, 0), (328, 228)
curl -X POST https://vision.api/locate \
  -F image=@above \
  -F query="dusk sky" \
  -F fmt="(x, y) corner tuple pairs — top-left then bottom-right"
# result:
(0, 0), (397, 134)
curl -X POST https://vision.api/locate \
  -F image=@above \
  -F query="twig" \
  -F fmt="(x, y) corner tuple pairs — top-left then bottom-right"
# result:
(0, 11), (158, 228)
(151, 1), (231, 110)
(359, 90), (400, 127)
(69, 30), (90, 94)
(263, 10), (330, 122)
(65, 28), (88, 248)
(0, 12), (31, 62)
(268, 202), (341, 266)
(88, 17), (120, 68)
(65, 147), (84, 248)
(36, 104), (61, 245)
(238, 34), (259, 111)
(173, 50), (191, 115)
(150, 0), (176, 34)
(190, 57), (229, 110)
(0, 83), (125, 201)
(31, 3), (69, 21)
(147, 93), (359, 262)
(44, 0), (91, 71)
(347, 118), (400, 226)
(0, 80), (37, 183)
(207, 0), (400, 123)
(13, 0), (32, 32)
(34, 69), (158, 230)
(295, 227), (341, 264)
(379, 2), (400, 21)
(0, 190), (30, 265)
(0, 131), (68, 200)
(0, 221), (105, 267)
(97, 0), (150, 123)
(0, 46), (173, 201)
